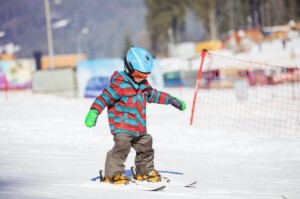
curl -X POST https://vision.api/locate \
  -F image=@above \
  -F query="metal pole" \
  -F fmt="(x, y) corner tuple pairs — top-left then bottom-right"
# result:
(44, 0), (55, 69)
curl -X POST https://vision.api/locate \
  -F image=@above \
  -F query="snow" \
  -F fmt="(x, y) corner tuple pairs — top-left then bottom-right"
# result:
(1, 88), (300, 199)
(1, 35), (300, 198)
(194, 84), (300, 136)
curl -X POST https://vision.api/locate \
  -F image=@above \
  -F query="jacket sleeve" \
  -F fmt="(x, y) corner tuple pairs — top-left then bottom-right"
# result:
(147, 87), (171, 105)
(90, 83), (122, 114)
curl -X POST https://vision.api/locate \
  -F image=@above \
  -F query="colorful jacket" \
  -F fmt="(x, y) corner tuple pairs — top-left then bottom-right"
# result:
(90, 71), (171, 137)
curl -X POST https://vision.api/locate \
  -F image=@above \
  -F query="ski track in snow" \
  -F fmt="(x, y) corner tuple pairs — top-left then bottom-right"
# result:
(0, 89), (300, 199)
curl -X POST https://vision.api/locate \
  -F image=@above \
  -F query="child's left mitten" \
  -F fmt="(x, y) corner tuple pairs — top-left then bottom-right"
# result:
(168, 96), (186, 111)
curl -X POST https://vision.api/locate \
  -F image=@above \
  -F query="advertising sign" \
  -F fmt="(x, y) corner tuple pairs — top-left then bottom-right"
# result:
(77, 59), (164, 98)
(0, 60), (33, 89)
(77, 59), (123, 98)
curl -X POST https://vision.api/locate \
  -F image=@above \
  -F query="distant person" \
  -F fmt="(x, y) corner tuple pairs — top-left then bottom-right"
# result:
(282, 37), (287, 50)
(84, 46), (186, 185)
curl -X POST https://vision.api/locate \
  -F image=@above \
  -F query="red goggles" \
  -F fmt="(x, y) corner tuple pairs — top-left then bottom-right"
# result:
(132, 70), (150, 79)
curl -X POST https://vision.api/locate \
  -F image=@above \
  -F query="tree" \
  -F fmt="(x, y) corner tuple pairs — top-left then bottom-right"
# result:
(144, 0), (187, 57)
(122, 33), (132, 58)
(144, 0), (299, 51)
(187, 0), (250, 40)
(187, 0), (218, 39)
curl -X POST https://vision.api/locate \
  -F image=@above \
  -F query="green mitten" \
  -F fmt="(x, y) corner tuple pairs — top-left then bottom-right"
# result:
(85, 109), (99, 128)
(169, 96), (186, 111)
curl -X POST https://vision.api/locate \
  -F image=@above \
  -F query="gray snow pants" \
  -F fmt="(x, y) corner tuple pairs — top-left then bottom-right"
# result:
(104, 132), (155, 177)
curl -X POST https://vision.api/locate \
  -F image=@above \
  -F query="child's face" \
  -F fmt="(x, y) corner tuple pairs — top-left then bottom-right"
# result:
(132, 70), (149, 83)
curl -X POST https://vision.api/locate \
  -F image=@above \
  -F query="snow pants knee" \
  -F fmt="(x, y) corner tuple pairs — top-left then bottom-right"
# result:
(104, 132), (154, 177)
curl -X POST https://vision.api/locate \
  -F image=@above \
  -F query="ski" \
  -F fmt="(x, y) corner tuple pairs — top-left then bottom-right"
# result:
(130, 181), (166, 191)
(130, 167), (197, 188)
(161, 176), (197, 188)
(93, 179), (166, 191)
(129, 177), (167, 191)
(91, 168), (197, 191)
(183, 181), (197, 187)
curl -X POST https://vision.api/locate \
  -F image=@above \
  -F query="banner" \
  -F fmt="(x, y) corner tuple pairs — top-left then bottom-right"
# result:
(77, 59), (165, 98)
(77, 59), (123, 98)
(0, 60), (33, 89)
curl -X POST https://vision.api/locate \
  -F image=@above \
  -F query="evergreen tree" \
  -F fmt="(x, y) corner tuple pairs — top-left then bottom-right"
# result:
(122, 33), (132, 58)
(144, 0), (187, 57)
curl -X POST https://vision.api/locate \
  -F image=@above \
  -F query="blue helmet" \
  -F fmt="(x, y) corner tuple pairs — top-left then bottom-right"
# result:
(124, 46), (154, 76)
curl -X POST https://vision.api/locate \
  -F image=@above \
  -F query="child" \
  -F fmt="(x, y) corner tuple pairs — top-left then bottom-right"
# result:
(85, 46), (186, 185)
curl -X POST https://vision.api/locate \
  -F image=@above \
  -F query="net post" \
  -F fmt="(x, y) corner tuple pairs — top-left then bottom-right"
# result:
(4, 74), (8, 101)
(190, 49), (207, 125)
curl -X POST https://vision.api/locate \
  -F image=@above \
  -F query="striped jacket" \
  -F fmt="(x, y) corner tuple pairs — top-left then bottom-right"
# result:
(90, 71), (171, 137)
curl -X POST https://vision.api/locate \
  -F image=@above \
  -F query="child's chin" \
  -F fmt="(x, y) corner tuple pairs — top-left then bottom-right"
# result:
(134, 78), (144, 83)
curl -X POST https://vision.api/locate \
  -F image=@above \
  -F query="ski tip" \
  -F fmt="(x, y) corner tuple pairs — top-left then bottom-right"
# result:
(184, 181), (197, 187)
(144, 185), (166, 191)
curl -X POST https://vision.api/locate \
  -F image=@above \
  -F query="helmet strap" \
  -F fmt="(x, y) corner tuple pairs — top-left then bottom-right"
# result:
(124, 57), (135, 78)
(124, 67), (132, 77)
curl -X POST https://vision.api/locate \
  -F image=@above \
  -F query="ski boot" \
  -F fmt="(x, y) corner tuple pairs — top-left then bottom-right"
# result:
(99, 170), (129, 185)
(131, 167), (161, 182)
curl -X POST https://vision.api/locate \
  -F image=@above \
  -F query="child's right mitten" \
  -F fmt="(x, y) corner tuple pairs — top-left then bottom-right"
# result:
(85, 109), (99, 128)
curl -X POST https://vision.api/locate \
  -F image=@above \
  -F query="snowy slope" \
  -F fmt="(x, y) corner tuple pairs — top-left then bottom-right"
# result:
(1, 89), (300, 199)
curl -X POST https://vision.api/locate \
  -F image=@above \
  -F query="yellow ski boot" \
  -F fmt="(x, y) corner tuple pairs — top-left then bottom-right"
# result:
(131, 167), (161, 182)
(100, 170), (129, 185)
